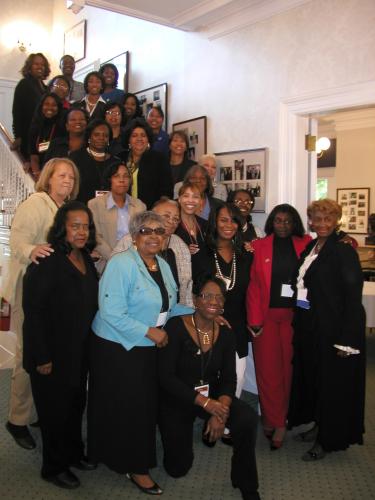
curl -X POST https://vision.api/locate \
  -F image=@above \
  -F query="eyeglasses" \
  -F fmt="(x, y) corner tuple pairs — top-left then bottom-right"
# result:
(53, 83), (69, 90)
(274, 218), (292, 225)
(162, 214), (180, 224)
(106, 110), (121, 116)
(197, 293), (225, 303)
(139, 227), (166, 236)
(234, 199), (254, 206)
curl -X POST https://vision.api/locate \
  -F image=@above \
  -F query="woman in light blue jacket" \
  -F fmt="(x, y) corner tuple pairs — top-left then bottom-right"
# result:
(88, 211), (192, 496)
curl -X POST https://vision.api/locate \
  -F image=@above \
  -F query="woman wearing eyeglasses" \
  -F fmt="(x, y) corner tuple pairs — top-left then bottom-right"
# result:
(227, 189), (263, 251)
(88, 211), (192, 496)
(246, 204), (311, 450)
(158, 274), (260, 500)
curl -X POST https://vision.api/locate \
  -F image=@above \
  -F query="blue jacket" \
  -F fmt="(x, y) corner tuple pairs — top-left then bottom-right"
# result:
(92, 246), (193, 350)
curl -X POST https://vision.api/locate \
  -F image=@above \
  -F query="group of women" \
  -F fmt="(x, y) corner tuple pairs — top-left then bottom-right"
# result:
(4, 51), (366, 500)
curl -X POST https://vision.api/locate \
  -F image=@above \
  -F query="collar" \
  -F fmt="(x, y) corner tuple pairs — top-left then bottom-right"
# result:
(84, 95), (106, 105)
(106, 192), (129, 210)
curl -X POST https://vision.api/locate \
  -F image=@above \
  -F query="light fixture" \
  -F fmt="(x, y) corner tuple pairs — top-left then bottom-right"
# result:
(67, 0), (85, 14)
(17, 40), (31, 52)
(316, 137), (331, 159)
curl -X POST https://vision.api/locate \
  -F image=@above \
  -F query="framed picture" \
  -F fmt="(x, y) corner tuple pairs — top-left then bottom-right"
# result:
(216, 148), (267, 213)
(172, 116), (207, 162)
(101, 51), (129, 92)
(337, 187), (370, 234)
(64, 20), (87, 63)
(135, 83), (168, 129)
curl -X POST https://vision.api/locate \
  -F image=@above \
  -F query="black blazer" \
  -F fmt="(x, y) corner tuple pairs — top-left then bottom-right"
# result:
(72, 98), (106, 122)
(22, 247), (98, 385)
(122, 149), (173, 209)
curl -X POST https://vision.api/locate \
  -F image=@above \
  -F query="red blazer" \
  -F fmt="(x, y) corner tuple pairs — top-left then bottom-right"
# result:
(246, 233), (312, 326)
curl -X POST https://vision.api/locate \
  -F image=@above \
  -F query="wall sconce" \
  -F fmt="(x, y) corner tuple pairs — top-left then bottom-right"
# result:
(305, 135), (331, 158)
(17, 40), (31, 53)
(67, 0), (85, 14)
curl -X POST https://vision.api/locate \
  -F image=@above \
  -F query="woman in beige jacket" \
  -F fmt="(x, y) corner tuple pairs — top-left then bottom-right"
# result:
(88, 161), (146, 271)
(1, 158), (79, 450)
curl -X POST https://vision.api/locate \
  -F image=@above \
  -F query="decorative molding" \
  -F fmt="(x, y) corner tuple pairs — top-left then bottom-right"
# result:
(321, 109), (375, 132)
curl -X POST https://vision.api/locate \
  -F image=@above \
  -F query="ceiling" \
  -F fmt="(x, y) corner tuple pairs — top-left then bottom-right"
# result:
(86, 0), (312, 39)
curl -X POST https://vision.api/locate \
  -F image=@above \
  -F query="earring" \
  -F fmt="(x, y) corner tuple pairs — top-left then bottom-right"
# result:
(128, 144), (131, 150)
(132, 240), (137, 250)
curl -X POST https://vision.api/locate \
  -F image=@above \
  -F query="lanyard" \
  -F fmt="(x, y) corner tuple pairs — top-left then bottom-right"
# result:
(36, 123), (56, 149)
(182, 218), (204, 245)
(193, 318), (216, 384)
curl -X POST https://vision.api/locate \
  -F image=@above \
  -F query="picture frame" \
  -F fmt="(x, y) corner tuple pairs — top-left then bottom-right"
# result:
(337, 187), (370, 234)
(172, 116), (207, 162)
(101, 51), (129, 92)
(64, 20), (87, 63)
(216, 148), (267, 213)
(135, 83), (168, 130)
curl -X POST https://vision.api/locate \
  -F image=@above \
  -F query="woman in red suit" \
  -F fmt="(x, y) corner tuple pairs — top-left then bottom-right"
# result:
(246, 204), (311, 450)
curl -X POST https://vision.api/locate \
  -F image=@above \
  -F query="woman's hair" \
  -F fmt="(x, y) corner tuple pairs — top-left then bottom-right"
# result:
(33, 92), (63, 126)
(152, 197), (179, 211)
(35, 158), (80, 200)
(123, 93), (143, 119)
(129, 211), (165, 238)
(227, 188), (255, 205)
(84, 119), (113, 145)
(206, 202), (243, 254)
(199, 153), (216, 166)
(83, 71), (105, 94)
(178, 181), (203, 198)
(48, 74), (71, 92)
(47, 201), (96, 252)
(104, 101), (124, 123)
(21, 52), (50, 79)
(192, 273), (227, 298)
(307, 199), (342, 220)
(64, 107), (89, 127)
(99, 63), (119, 88)
(123, 117), (154, 147)
(148, 105), (164, 119)
(103, 160), (132, 190)
(264, 203), (305, 237)
(169, 130), (189, 161)
(183, 164), (214, 197)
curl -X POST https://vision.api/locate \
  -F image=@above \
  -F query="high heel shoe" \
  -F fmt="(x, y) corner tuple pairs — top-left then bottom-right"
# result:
(126, 473), (163, 495)
(270, 427), (286, 451)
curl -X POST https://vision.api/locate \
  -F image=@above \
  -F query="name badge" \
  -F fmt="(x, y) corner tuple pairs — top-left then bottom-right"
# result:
(281, 284), (293, 298)
(38, 141), (50, 152)
(297, 288), (310, 309)
(95, 190), (109, 197)
(194, 383), (209, 398)
(156, 312), (168, 327)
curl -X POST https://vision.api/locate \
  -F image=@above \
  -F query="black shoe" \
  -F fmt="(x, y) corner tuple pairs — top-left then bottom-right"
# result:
(6, 422), (36, 450)
(221, 434), (233, 446)
(126, 473), (163, 495)
(71, 456), (97, 471)
(42, 469), (80, 489)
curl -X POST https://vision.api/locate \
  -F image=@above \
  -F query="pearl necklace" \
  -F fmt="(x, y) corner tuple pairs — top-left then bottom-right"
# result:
(87, 147), (106, 158)
(214, 250), (236, 291)
(192, 315), (212, 345)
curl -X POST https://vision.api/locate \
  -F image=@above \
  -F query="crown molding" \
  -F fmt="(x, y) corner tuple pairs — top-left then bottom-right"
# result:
(322, 109), (375, 131)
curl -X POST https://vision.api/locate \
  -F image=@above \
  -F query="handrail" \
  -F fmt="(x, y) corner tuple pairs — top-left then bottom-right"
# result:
(0, 121), (35, 227)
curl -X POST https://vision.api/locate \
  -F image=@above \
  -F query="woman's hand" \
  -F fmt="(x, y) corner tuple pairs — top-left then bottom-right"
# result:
(248, 325), (263, 338)
(36, 362), (52, 375)
(204, 415), (225, 442)
(214, 315), (231, 328)
(10, 137), (21, 151)
(244, 241), (255, 252)
(188, 244), (200, 255)
(30, 244), (54, 264)
(204, 398), (230, 422)
(146, 327), (168, 348)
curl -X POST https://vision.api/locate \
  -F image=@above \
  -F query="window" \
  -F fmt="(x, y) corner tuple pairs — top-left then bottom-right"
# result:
(316, 178), (328, 199)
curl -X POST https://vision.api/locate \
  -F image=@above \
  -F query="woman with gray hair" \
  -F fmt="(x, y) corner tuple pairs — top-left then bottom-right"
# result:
(88, 211), (193, 496)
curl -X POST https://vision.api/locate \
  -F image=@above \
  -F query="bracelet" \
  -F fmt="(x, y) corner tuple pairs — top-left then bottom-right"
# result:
(203, 398), (210, 409)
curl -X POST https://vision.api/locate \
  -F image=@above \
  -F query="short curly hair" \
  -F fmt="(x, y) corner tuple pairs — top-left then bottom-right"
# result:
(83, 71), (105, 94)
(21, 53), (50, 79)
(307, 199), (342, 220)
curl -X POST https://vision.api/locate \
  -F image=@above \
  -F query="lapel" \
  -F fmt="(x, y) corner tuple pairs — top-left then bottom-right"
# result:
(303, 232), (338, 286)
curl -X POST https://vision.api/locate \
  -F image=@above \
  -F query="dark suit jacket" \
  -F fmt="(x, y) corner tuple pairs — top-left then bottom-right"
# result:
(122, 149), (173, 209)
(22, 247), (98, 386)
(72, 98), (106, 121)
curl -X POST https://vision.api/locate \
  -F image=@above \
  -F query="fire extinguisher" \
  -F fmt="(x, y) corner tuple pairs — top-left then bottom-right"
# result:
(0, 298), (11, 331)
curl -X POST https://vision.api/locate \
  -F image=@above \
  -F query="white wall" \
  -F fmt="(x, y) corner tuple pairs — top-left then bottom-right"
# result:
(1, 0), (375, 227)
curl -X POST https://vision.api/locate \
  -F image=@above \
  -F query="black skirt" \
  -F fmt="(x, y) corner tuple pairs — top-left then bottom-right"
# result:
(88, 334), (158, 473)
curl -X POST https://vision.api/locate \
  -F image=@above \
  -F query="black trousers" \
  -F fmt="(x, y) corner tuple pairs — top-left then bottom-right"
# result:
(30, 370), (87, 477)
(159, 397), (259, 495)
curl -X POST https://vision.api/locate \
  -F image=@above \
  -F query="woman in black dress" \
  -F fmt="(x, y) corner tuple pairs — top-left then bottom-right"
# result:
(70, 119), (116, 204)
(288, 199), (366, 461)
(158, 275), (259, 500)
(169, 130), (196, 186)
(22, 201), (98, 489)
(12, 52), (50, 160)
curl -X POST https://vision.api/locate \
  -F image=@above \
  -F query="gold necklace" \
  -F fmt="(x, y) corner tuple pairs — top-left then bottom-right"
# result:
(192, 315), (212, 345)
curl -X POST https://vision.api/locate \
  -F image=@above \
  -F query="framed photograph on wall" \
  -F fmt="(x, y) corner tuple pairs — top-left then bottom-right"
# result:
(135, 83), (168, 129)
(216, 148), (267, 213)
(101, 51), (129, 92)
(64, 20), (87, 63)
(172, 116), (207, 162)
(337, 187), (370, 234)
